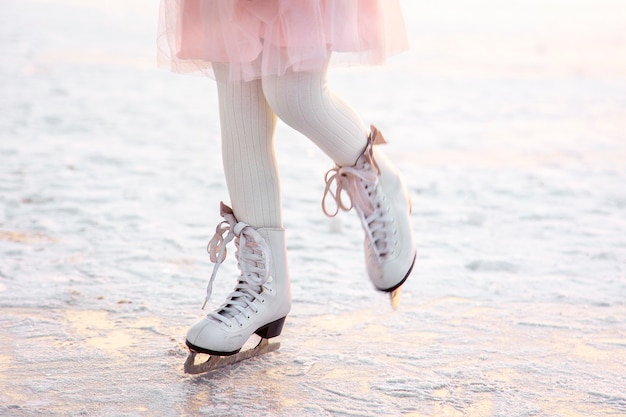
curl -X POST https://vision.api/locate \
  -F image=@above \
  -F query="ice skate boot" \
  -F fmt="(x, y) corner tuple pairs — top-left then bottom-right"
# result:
(322, 125), (416, 306)
(184, 203), (291, 374)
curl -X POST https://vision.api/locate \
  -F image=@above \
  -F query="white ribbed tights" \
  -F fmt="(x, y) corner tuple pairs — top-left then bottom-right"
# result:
(213, 63), (369, 228)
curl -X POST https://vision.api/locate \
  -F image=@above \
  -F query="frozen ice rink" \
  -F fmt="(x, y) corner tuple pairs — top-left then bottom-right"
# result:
(1, 0), (625, 415)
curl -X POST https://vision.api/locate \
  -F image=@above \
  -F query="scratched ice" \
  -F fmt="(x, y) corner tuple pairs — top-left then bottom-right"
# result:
(1, 0), (625, 416)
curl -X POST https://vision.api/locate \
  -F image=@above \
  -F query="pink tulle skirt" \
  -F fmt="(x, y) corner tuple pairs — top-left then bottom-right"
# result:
(157, 0), (408, 81)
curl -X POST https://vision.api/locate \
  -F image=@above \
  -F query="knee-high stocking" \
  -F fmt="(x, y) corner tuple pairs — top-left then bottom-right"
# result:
(213, 63), (282, 228)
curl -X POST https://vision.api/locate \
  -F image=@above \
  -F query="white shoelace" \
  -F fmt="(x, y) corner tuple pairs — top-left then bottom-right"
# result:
(322, 127), (394, 258)
(202, 208), (272, 327)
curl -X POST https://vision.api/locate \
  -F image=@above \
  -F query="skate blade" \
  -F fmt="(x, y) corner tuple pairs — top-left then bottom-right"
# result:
(183, 338), (280, 375)
(390, 287), (401, 310)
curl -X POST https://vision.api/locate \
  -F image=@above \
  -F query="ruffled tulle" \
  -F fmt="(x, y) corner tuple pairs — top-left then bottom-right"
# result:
(157, 0), (408, 81)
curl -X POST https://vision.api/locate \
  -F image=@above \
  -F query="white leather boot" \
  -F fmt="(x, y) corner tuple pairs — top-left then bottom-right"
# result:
(186, 203), (291, 355)
(323, 125), (416, 293)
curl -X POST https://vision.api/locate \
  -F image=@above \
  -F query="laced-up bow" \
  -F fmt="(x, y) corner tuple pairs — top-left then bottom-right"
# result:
(321, 126), (394, 258)
(202, 203), (271, 318)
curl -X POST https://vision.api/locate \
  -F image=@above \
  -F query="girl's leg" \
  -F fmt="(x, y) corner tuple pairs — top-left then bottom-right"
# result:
(261, 66), (368, 167)
(213, 63), (282, 228)
(261, 67), (416, 300)
(185, 65), (291, 357)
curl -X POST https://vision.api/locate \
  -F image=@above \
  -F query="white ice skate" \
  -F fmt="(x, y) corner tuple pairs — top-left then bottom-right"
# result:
(184, 203), (291, 374)
(323, 125), (416, 307)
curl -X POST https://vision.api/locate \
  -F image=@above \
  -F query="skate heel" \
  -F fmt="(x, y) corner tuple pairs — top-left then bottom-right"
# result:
(255, 317), (286, 339)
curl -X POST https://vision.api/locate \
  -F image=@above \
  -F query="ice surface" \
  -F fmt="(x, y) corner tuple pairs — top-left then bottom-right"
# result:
(1, 0), (625, 416)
